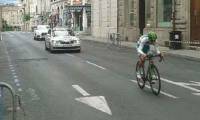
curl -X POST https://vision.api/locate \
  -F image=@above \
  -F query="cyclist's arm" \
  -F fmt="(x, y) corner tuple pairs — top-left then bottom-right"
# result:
(154, 43), (161, 55)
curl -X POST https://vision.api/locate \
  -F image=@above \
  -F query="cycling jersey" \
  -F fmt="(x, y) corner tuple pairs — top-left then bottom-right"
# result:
(137, 35), (160, 55)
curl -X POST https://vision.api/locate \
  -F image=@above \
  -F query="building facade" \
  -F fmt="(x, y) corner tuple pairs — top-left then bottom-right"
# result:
(1, 5), (23, 31)
(91, 0), (117, 38)
(50, 0), (67, 27)
(92, 0), (199, 48)
(118, 0), (190, 45)
(63, 0), (91, 32)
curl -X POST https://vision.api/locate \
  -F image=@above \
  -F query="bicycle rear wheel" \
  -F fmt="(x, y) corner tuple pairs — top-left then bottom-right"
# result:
(136, 61), (145, 89)
(148, 65), (161, 95)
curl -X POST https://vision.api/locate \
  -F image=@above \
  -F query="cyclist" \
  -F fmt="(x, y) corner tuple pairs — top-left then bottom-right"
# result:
(137, 32), (163, 67)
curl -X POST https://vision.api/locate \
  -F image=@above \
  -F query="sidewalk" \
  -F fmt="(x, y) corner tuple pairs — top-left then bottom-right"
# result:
(80, 35), (200, 61)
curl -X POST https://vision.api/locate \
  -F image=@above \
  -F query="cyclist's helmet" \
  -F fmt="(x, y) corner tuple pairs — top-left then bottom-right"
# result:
(148, 32), (157, 42)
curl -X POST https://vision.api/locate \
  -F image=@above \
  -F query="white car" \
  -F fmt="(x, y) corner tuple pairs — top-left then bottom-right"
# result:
(45, 27), (81, 53)
(34, 25), (50, 40)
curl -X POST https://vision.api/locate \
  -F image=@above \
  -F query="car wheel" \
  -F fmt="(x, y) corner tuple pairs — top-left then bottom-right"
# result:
(45, 42), (48, 51)
(49, 45), (54, 53)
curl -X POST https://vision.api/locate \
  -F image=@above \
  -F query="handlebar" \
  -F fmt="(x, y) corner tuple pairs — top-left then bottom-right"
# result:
(146, 54), (164, 62)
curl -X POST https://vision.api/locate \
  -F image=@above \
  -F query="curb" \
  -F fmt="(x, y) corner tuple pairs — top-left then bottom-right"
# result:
(80, 37), (200, 62)
(165, 52), (200, 62)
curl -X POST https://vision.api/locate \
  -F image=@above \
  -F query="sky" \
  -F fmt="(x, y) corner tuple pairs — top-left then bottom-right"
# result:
(0, 0), (17, 4)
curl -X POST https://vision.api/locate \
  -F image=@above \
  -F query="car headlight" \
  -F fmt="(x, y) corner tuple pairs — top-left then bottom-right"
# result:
(74, 40), (80, 44)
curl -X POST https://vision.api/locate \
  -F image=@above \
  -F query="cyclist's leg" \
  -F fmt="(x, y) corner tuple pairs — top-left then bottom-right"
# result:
(139, 54), (146, 68)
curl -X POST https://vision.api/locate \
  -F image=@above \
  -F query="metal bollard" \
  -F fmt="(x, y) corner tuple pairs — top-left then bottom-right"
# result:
(0, 82), (17, 120)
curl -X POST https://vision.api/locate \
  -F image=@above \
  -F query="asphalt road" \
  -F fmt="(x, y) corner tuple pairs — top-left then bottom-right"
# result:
(0, 31), (200, 120)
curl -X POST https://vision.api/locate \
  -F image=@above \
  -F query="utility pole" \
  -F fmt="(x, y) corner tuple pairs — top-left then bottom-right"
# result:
(0, 6), (2, 32)
(172, 0), (176, 31)
(0, 6), (2, 41)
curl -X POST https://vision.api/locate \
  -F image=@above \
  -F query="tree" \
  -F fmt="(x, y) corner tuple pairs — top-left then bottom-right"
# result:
(23, 13), (31, 22)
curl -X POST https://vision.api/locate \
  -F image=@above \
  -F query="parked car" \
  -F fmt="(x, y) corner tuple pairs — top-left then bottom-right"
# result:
(45, 27), (81, 53)
(34, 25), (50, 40)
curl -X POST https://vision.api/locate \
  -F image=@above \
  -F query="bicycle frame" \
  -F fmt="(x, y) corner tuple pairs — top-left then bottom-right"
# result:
(144, 56), (156, 81)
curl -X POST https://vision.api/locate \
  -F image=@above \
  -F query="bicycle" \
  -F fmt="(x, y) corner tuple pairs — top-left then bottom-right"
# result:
(135, 54), (163, 95)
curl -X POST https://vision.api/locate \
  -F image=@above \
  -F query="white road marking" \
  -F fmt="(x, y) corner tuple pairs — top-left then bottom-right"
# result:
(131, 80), (178, 99)
(66, 54), (75, 57)
(9, 66), (14, 70)
(72, 85), (112, 115)
(27, 88), (40, 101)
(13, 75), (18, 78)
(16, 83), (20, 87)
(18, 88), (23, 92)
(14, 79), (19, 83)
(192, 93), (200, 96)
(86, 61), (106, 70)
(161, 78), (200, 93)
(72, 85), (90, 96)
(11, 69), (15, 72)
(9, 65), (13, 67)
(76, 96), (112, 115)
(12, 72), (17, 75)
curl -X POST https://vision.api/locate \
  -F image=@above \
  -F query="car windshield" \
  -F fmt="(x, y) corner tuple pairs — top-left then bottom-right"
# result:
(38, 25), (49, 30)
(54, 31), (69, 36)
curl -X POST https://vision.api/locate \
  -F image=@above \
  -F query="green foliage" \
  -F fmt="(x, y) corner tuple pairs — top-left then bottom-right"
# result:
(2, 19), (13, 31)
(23, 14), (31, 22)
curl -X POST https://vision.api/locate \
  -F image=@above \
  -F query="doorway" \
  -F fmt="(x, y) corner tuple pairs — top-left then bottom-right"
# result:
(191, 0), (200, 43)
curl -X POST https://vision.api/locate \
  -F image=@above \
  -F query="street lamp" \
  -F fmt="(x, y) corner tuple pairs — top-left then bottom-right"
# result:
(22, 3), (26, 31)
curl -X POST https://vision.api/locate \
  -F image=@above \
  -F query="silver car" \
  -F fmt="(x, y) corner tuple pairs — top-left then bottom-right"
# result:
(34, 25), (50, 40)
(45, 27), (81, 53)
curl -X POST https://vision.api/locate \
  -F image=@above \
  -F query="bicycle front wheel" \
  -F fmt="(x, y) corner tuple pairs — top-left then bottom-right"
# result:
(136, 61), (145, 89)
(148, 65), (161, 95)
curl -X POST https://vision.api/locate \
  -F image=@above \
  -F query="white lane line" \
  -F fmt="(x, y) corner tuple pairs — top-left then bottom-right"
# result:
(72, 85), (91, 96)
(14, 79), (19, 83)
(11, 69), (15, 72)
(130, 80), (178, 99)
(192, 93), (200, 96)
(86, 61), (106, 70)
(12, 72), (17, 75)
(66, 54), (75, 57)
(16, 83), (21, 87)
(161, 78), (200, 93)
(18, 88), (23, 92)
(9, 65), (13, 67)
(9, 66), (14, 70)
(13, 75), (18, 78)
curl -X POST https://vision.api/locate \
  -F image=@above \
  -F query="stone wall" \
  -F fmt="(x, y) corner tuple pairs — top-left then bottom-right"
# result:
(91, 0), (117, 39)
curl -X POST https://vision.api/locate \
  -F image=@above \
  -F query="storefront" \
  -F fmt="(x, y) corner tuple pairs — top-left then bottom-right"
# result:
(63, 4), (91, 32)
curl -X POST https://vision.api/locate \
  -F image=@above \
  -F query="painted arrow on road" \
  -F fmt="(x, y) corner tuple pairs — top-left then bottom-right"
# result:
(72, 85), (112, 115)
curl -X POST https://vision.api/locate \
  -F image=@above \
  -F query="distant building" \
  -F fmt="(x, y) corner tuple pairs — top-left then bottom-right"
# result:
(1, 5), (23, 31)
(49, 0), (91, 33)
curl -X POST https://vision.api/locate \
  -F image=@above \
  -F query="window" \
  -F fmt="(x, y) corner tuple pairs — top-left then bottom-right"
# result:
(128, 0), (134, 26)
(157, 0), (172, 27)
